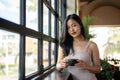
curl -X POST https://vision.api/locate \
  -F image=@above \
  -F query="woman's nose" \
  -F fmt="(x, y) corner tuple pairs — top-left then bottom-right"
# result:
(70, 27), (74, 31)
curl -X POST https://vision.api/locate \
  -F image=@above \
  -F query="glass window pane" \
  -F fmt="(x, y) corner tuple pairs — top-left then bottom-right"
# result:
(43, 4), (49, 35)
(25, 37), (38, 76)
(59, 21), (62, 38)
(90, 26), (120, 66)
(51, 0), (55, 9)
(43, 41), (49, 68)
(26, 0), (38, 31)
(0, 29), (19, 80)
(0, 0), (20, 24)
(59, 0), (61, 17)
(51, 43), (55, 65)
(51, 14), (55, 38)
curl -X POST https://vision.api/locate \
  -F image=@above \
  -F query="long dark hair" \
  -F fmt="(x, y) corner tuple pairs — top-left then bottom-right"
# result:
(59, 14), (86, 56)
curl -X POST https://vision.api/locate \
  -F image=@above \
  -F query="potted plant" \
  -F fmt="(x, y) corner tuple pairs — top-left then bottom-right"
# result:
(96, 59), (113, 80)
(82, 15), (95, 40)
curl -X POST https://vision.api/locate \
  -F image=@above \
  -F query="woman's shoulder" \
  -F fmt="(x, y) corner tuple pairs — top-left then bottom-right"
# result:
(89, 40), (98, 48)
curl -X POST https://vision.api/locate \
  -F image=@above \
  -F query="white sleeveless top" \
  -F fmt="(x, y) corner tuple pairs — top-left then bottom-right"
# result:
(66, 41), (97, 80)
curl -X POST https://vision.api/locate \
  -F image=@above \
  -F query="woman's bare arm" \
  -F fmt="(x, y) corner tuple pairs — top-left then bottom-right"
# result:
(56, 46), (67, 71)
(86, 42), (101, 73)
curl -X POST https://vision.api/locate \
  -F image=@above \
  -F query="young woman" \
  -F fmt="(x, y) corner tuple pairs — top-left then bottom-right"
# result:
(56, 14), (101, 80)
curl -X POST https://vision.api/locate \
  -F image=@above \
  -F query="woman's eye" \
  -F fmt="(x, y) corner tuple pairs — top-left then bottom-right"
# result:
(73, 24), (76, 27)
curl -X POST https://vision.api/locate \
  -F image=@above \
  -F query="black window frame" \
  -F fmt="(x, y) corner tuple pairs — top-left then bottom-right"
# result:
(0, 0), (66, 80)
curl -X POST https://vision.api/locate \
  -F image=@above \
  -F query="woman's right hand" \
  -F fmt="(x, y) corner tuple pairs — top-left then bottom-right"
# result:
(60, 58), (68, 68)
(56, 58), (68, 71)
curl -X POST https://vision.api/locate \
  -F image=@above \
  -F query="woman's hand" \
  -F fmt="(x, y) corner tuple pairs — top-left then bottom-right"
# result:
(56, 58), (68, 71)
(59, 58), (68, 68)
(75, 60), (89, 69)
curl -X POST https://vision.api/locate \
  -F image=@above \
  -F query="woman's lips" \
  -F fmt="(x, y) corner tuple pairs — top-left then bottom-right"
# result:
(71, 32), (76, 35)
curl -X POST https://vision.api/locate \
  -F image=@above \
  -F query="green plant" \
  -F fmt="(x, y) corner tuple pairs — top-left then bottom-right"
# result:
(96, 59), (113, 80)
(82, 15), (95, 40)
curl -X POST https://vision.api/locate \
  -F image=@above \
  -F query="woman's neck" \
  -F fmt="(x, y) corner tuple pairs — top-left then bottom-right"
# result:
(73, 35), (86, 42)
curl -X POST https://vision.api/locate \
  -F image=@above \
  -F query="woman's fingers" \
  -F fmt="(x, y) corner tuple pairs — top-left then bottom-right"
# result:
(75, 60), (88, 69)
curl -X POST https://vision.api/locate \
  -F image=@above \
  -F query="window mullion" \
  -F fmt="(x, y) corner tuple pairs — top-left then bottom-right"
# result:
(38, 0), (44, 74)
(19, 0), (26, 80)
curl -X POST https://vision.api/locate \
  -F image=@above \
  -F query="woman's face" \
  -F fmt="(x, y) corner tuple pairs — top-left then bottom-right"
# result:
(67, 19), (81, 38)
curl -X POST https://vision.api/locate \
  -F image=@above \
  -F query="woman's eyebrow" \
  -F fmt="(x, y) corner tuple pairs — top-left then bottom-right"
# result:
(71, 23), (75, 26)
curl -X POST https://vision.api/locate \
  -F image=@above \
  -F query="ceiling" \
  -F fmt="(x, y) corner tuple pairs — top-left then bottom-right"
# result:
(78, 0), (120, 25)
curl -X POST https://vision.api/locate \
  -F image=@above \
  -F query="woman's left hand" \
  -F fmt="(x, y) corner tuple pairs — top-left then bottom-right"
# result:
(75, 60), (89, 69)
